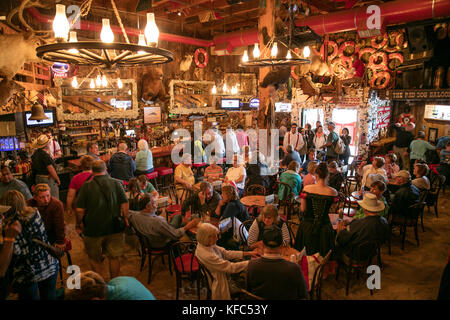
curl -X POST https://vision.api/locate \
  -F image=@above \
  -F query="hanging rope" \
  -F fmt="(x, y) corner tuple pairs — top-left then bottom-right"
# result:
(110, 0), (130, 44)
(70, 0), (93, 28)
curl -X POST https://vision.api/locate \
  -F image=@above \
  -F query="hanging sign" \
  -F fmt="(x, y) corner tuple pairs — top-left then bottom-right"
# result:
(51, 62), (69, 78)
(249, 98), (260, 109)
(389, 89), (450, 100)
(376, 105), (391, 128)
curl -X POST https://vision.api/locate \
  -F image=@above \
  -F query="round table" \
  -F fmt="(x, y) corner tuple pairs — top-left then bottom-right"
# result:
(351, 190), (363, 200)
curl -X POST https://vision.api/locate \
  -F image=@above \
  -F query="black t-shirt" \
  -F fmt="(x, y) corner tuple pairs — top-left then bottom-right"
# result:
(31, 148), (54, 175)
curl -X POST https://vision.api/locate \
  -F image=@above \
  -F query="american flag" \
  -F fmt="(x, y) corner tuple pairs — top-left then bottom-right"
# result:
(36, 90), (46, 106)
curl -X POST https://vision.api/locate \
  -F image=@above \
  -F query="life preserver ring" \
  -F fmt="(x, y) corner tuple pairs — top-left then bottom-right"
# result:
(385, 31), (404, 52)
(371, 34), (388, 49)
(338, 41), (356, 57)
(398, 113), (415, 125)
(388, 53), (404, 69)
(370, 71), (391, 89)
(359, 47), (376, 63)
(368, 51), (388, 70)
(194, 48), (208, 68)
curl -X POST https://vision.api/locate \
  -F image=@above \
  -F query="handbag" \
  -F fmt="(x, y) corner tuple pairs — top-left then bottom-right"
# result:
(93, 178), (126, 234)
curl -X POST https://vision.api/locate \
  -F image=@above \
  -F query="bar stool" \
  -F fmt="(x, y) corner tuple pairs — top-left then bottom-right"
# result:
(155, 167), (175, 197)
(145, 171), (159, 190)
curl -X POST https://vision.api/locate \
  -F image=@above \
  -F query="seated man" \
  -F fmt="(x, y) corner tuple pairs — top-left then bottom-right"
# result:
(27, 183), (66, 250)
(65, 271), (155, 300)
(281, 144), (301, 168)
(390, 170), (420, 216)
(181, 181), (221, 217)
(336, 193), (389, 259)
(128, 193), (199, 249)
(0, 165), (32, 200)
(108, 143), (135, 181)
(328, 161), (345, 192)
(174, 154), (195, 202)
(247, 226), (308, 300)
(204, 156), (224, 182)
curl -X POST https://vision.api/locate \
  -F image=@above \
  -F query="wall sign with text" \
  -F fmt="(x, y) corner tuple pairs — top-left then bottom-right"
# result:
(389, 89), (450, 100)
(376, 106), (391, 128)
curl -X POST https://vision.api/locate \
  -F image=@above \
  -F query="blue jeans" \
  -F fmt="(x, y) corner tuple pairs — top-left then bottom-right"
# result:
(237, 188), (244, 198)
(17, 271), (58, 300)
(135, 167), (154, 176)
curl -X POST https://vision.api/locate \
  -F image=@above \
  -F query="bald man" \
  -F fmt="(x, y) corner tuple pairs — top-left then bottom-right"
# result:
(108, 143), (136, 181)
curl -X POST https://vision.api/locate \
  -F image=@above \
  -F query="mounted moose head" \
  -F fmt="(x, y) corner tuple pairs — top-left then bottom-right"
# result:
(139, 67), (168, 103)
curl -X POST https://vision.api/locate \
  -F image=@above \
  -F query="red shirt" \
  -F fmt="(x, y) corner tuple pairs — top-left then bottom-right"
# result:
(27, 197), (65, 244)
(69, 171), (93, 192)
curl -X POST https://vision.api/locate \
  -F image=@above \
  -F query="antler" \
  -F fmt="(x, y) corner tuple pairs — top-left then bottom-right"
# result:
(7, 0), (53, 37)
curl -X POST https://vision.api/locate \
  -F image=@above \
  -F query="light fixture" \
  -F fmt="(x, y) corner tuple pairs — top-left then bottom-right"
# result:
(37, 2), (173, 69)
(211, 85), (217, 94)
(222, 83), (227, 92)
(90, 79), (95, 89)
(71, 76), (78, 88)
(303, 46), (310, 58)
(95, 74), (102, 87)
(286, 50), (292, 59)
(52, 4), (70, 41)
(242, 50), (249, 62)
(101, 74), (108, 87)
(137, 34), (146, 54)
(68, 31), (78, 53)
(144, 13), (159, 46)
(253, 43), (260, 58)
(271, 42), (278, 58)
(100, 19), (114, 43)
(117, 78), (123, 89)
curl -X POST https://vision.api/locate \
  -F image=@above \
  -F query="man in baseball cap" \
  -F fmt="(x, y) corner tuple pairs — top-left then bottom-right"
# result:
(390, 170), (420, 217)
(246, 225), (308, 300)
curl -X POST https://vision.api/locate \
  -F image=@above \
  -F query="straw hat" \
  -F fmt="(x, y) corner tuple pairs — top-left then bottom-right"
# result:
(357, 192), (385, 213)
(394, 170), (411, 180)
(32, 134), (50, 149)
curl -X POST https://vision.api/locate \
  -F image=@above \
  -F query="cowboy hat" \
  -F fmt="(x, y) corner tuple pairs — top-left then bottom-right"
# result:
(357, 192), (385, 213)
(32, 134), (50, 149)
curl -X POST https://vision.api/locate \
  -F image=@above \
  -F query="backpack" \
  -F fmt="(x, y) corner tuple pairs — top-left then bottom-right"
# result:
(334, 135), (346, 155)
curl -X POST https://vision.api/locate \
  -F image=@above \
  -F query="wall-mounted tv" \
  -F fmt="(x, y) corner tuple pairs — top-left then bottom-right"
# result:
(24, 110), (55, 127)
(221, 99), (240, 109)
(275, 102), (292, 112)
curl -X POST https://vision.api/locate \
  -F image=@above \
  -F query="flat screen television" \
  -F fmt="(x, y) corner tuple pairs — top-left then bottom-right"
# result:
(24, 110), (55, 127)
(221, 99), (240, 109)
(0, 137), (19, 152)
(275, 102), (292, 112)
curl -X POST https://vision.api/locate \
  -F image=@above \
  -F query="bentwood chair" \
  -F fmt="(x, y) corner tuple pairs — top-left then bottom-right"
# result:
(169, 241), (201, 300)
(426, 175), (446, 218)
(277, 182), (296, 221)
(244, 184), (267, 196)
(234, 288), (265, 301)
(197, 261), (213, 300)
(310, 250), (332, 300)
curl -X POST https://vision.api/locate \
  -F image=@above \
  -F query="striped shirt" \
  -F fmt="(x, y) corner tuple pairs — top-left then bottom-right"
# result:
(247, 219), (291, 247)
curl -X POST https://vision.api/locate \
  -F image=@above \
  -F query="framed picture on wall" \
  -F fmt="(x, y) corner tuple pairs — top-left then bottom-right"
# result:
(428, 128), (438, 144)
(144, 106), (161, 124)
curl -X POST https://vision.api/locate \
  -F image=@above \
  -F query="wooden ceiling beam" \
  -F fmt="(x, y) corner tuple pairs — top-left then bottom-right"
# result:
(200, 10), (260, 29)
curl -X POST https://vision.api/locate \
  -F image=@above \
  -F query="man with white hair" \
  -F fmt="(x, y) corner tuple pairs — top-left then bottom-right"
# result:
(390, 170), (420, 215)
(225, 126), (240, 156)
(108, 142), (136, 181)
(224, 154), (246, 197)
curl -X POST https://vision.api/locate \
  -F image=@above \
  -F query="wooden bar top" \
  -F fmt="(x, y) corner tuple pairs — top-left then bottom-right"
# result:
(370, 137), (396, 147)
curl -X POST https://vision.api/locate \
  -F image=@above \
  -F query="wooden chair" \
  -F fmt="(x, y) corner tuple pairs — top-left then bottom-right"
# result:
(234, 288), (265, 300)
(426, 175), (446, 218)
(197, 261), (213, 300)
(169, 241), (201, 300)
(285, 220), (299, 248)
(335, 240), (379, 296)
(418, 189), (429, 232)
(388, 202), (426, 254)
(310, 250), (332, 300)
(277, 181), (296, 221)
(238, 219), (254, 251)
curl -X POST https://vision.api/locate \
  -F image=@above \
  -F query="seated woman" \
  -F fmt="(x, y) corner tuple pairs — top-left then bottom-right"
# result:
(246, 152), (270, 190)
(353, 180), (389, 219)
(412, 163), (430, 191)
(278, 161), (302, 201)
(294, 163), (338, 257)
(126, 178), (143, 211)
(302, 161), (318, 187)
(357, 156), (387, 191)
(195, 223), (258, 300)
(174, 154), (195, 202)
(247, 205), (290, 249)
(204, 156), (224, 182)
(384, 153), (400, 181)
(135, 139), (154, 176)
(137, 175), (158, 198)
(301, 148), (316, 174)
(224, 154), (247, 197)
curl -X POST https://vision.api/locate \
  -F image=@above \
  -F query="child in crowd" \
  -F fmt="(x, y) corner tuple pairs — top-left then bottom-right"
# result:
(137, 175), (158, 197)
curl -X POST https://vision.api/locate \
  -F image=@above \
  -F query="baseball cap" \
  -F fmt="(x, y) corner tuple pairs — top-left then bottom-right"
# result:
(394, 170), (411, 180)
(262, 225), (283, 248)
(328, 121), (336, 127)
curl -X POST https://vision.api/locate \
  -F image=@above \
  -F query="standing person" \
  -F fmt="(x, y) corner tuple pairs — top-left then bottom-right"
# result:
(391, 123), (414, 171)
(174, 154), (195, 202)
(27, 183), (66, 250)
(408, 131), (436, 174)
(76, 160), (129, 280)
(235, 125), (248, 151)
(0, 165), (32, 200)
(313, 125), (327, 160)
(224, 154), (247, 197)
(86, 142), (100, 160)
(135, 139), (154, 176)
(339, 128), (352, 165)
(44, 129), (62, 160)
(31, 135), (60, 199)
(304, 123), (315, 151)
(108, 142), (136, 181)
(283, 123), (305, 157)
(66, 155), (94, 215)
(0, 190), (59, 300)
(212, 128), (226, 159)
(279, 118), (288, 146)
(324, 122), (339, 162)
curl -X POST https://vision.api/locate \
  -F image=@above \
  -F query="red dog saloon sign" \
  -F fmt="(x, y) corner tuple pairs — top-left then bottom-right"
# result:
(377, 106), (391, 128)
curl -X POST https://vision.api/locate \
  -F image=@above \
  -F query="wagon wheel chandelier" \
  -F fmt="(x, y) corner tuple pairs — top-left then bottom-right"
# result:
(239, 0), (310, 68)
(36, 1), (173, 68)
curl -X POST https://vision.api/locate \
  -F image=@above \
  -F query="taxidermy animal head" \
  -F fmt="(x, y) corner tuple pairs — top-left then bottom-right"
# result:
(0, 32), (41, 80)
(139, 67), (167, 102)
(0, 78), (24, 107)
(180, 54), (193, 72)
(260, 67), (291, 90)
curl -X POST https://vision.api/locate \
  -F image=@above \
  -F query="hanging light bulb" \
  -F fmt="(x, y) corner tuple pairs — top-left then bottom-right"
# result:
(117, 78), (123, 89)
(71, 76), (78, 88)
(100, 19), (114, 43)
(137, 34), (147, 54)
(52, 4), (70, 41)
(253, 43), (260, 58)
(211, 85), (217, 94)
(242, 50), (249, 63)
(286, 50), (292, 59)
(144, 13), (159, 46)
(101, 75), (108, 87)
(128, 89), (132, 95)
(222, 83), (227, 93)
(303, 46), (310, 58)
(68, 31), (78, 53)
(271, 42), (278, 58)
(95, 74), (102, 87)
(90, 79), (95, 89)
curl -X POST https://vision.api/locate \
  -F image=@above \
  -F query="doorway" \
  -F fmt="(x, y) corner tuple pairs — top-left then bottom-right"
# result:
(332, 108), (359, 162)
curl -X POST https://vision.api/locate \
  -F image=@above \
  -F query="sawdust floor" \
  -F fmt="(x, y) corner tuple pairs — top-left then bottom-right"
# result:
(59, 191), (450, 300)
